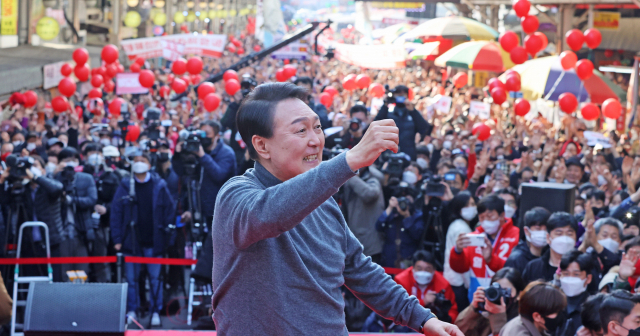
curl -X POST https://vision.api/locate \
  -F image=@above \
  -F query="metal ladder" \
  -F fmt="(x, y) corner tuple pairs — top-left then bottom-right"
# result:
(11, 222), (53, 336)
(186, 240), (211, 325)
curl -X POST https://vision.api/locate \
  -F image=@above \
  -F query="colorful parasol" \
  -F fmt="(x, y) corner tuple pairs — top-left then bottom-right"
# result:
(399, 16), (499, 42)
(499, 56), (626, 104)
(434, 41), (515, 72)
(408, 42), (441, 60)
(372, 23), (416, 44)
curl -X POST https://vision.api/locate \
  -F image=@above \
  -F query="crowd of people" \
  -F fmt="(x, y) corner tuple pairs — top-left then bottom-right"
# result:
(0, 32), (640, 334)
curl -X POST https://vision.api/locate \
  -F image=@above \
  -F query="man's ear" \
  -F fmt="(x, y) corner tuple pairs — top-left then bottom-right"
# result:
(252, 135), (270, 161)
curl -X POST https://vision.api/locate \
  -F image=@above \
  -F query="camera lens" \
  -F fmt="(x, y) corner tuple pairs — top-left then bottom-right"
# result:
(484, 284), (502, 304)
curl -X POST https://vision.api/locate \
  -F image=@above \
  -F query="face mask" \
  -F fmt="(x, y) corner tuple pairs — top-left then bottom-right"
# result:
(597, 175), (607, 186)
(619, 325), (640, 336)
(461, 206), (477, 221)
(598, 238), (620, 253)
(481, 219), (501, 235)
(87, 153), (103, 166)
(461, 145), (469, 151)
(550, 235), (576, 255)
(504, 205), (516, 219)
(395, 96), (406, 104)
(132, 162), (150, 174)
(592, 206), (603, 216)
(26, 143), (36, 151)
(497, 155), (505, 160)
(200, 137), (213, 149)
(413, 270), (433, 285)
(100, 138), (111, 147)
(402, 171), (417, 185)
(543, 311), (566, 334)
(526, 229), (548, 248)
(416, 158), (428, 170)
(455, 166), (467, 176)
(65, 161), (79, 168)
(30, 166), (42, 178)
(12, 140), (23, 147)
(158, 152), (171, 163)
(45, 162), (56, 174)
(559, 276), (587, 297)
(443, 141), (452, 150)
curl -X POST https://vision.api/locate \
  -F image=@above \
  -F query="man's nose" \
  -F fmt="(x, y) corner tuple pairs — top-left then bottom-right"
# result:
(308, 130), (321, 146)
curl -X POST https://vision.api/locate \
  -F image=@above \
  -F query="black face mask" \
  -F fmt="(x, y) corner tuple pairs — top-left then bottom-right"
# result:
(158, 152), (170, 163)
(200, 137), (213, 150)
(543, 311), (566, 334)
(592, 206), (603, 215)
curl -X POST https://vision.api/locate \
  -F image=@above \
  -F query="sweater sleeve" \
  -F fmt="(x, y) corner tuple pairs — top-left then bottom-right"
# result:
(449, 247), (471, 273)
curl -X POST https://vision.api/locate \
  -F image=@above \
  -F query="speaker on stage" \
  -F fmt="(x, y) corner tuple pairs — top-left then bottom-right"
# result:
(519, 182), (576, 222)
(24, 282), (127, 336)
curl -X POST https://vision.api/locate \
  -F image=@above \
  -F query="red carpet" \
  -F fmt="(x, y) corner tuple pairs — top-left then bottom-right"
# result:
(125, 331), (418, 335)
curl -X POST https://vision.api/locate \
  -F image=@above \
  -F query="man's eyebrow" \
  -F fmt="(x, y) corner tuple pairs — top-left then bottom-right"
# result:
(290, 116), (319, 125)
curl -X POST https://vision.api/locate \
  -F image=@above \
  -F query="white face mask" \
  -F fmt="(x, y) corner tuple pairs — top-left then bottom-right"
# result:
(132, 161), (150, 174)
(45, 162), (56, 174)
(598, 238), (620, 253)
(413, 270), (434, 285)
(65, 161), (79, 168)
(100, 138), (111, 147)
(416, 158), (428, 170)
(402, 171), (417, 185)
(504, 205), (516, 219)
(560, 276), (587, 297)
(461, 206), (477, 221)
(497, 155), (504, 160)
(30, 166), (42, 178)
(12, 140), (23, 147)
(550, 235), (576, 255)
(525, 229), (548, 248)
(443, 141), (452, 150)
(481, 219), (501, 235)
(87, 153), (104, 166)
(26, 143), (36, 151)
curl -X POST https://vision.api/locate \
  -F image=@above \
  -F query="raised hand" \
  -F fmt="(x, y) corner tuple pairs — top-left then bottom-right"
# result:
(619, 252), (639, 281)
(345, 119), (399, 171)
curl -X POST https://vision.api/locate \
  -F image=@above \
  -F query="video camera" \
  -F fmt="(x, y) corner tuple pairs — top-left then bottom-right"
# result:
(240, 75), (258, 97)
(118, 103), (131, 137)
(182, 130), (206, 153)
(425, 290), (453, 323)
(421, 175), (446, 198)
(144, 107), (162, 141)
(5, 155), (33, 181)
(382, 152), (409, 179)
(478, 282), (512, 311)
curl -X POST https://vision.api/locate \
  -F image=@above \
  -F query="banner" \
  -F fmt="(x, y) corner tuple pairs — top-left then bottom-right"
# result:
(593, 11), (620, 31)
(271, 40), (310, 60)
(121, 34), (227, 60)
(328, 42), (405, 70)
(469, 100), (491, 119)
(116, 73), (149, 95)
(43, 61), (67, 90)
(1, 0), (18, 35)
(161, 40), (185, 61)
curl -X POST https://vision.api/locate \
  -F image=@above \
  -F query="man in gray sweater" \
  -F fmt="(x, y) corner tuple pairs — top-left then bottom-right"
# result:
(211, 83), (462, 336)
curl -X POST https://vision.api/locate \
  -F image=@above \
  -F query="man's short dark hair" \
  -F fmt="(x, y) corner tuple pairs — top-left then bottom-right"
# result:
(625, 236), (640, 253)
(582, 293), (606, 333)
(495, 187), (519, 205)
(477, 195), (505, 216)
(201, 120), (221, 136)
(349, 104), (368, 117)
(58, 147), (80, 162)
(395, 85), (409, 94)
(524, 207), (551, 228)
(566, 157), (585, 171)
(600, 290), (640, 333)
(519, 281), (567, 322)
(236, 83), (308, 160)
(589, 189), (606, 202)
(294, 76), (313, 87)
(559, 250), (593, 273)
(546, 211), (579, 234)
(83, 142), (101, 155)
(412, 250), (435, 267)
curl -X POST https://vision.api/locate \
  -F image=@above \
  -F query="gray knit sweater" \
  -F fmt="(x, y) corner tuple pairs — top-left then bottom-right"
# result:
(211, 152), (434, 335)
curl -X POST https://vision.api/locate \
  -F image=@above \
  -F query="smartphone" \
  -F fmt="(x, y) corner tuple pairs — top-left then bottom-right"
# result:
(466, 234), (486, 247)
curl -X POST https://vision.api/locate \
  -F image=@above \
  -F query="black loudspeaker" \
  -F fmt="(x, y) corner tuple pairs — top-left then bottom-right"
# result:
(519, 182), (576, 221)
(24, 282), (127, 336)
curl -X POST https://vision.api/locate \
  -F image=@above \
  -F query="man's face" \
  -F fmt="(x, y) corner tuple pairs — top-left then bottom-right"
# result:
(258, 98), (324, 181)
(58, 134), (68, 145)
(12, 133), (24, 144)
(413, 260), (434, 273)
(548, 226), (577, 244)
(1, 143), (13, 155)
(133, 156), (149, 165)
(478, 209), (503, 224)
(590, 197), (605, 208)
(612, 304), (640, 336)
(560, 261), (589, 282)
(201, 124), (219, 149)
(566, 165), (584, 184)
(499, 193), (517, 210)
(598, 224), (621, 244)
(521, 170), (533, 183)
(351, 111), (367, 125)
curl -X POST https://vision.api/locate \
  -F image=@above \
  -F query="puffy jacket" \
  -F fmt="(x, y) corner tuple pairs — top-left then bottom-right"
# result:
(56, 171), (98, 232)
(32, 176), (65, 245)
(504, 240), (541, 275)
(395, 267), (458, 321)
(374, 104), (431, 160)
(450, 218), (519, 303)
(375, 210), (424, 268)
(110, 173), (175, 256)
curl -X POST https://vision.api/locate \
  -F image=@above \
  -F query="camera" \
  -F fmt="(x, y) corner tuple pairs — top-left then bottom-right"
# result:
(422, 175), (445, 197)
(383, 152), (409, 178)
(183, 130), (206, 153)
(5, 155), (33, 180)
(478, 282), (511, 311)
(145, 107), (162, 141)
(240, 75), (257, 97)
(349, 118), (362, 132)
(397, 196), (409, 211)
(426, 290), (453, 323)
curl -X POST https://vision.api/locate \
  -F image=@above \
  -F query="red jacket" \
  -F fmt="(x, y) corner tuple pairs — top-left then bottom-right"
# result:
(449, 218), (520, 302)
(395, 267), (458, 321)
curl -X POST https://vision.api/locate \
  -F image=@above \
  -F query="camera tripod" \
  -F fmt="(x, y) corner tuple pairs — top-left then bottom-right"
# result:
(419, 197), (447, 270)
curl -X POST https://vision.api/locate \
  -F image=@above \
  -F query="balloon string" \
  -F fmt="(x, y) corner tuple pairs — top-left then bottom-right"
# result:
(544, 70), (565, 101)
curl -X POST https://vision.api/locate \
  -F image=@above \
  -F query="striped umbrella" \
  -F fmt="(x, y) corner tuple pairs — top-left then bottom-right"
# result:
(434, 41), (515, 72)
(499, 56), (626, 104)
(399, 16), (498, 42)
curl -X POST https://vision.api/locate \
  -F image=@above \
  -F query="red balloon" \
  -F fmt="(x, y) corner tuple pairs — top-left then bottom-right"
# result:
(504, 69), (521, 81)
(96, 66), (107, 77)
(23, 91), (37, 108)
(453, 72), (468, 88)
(91, 74), (104, 88)
(225, 79), (241, 95)
(172, 78), (188, 94)
(190, 74), (202, 84)
(227, 45), (237, 54)
(186, 57), (203, 75)
(130, 62), (141, 73)
(356, 74), (371, 89)
(613, 60), (622, 66)
(534, 32), (548, 51)
(52, 96), (69, 113)
(505, 75), (521, 92)
(159, 85), (171, 98)
(61, 63), (73, 77)
(368, 83), (385, 98)
(135, 57), (145, 66)
(559, 51), (578, 70)
(472, 123), (491, 141)
(343, 74), (357, 91)
(565, 29), (584, 51)
(125, 124), (141, 142)
(490, 87), (507, 105)
(138, 70), (155, 88)
(58, 78), (76, 97)
(106, 64), (118, 78)
(580, 103), (600, 121)
(275, 69), (288, 82)
(604, 50), (614, 58)
(510, 46), (528, 64)
(117, 64), (125, 73)
(575, 59), (594, 80)
(602, 98), (622, 119)
(513, 0), (530, 17)
(488, 78), (505, 91)
(223, 70), (239, 82)
(88, 88), (102, 98)
(203, 93), (221, 112)
(559, 92), (578, 113)
(499, 31), (519, 52)
(408, 87), (415, 101)
(172, 58), (187, 75)
(236, 47), (245, 55)
(182, 76), (191, 85)
(514, 99), (530, 116)
(319, 92), (333, 108)
(101, 44), (119, 64)
(240, 33), (246, 39)
(253, 45), (261, 52)
(283, 65), (297, 78)
(521, 15), (539, 34)
(584, 29), (602, 49)
(72, 48), (89, 65)
(232, 39), (242, 48)
(524, 34), (543, 55)
(104, 80), (114, 93)
(284, 59), (290, 65)
(74, 64), (90, 82)
(198, 82), (216, 98)
(108, 98), (126, 116)
(324, 86), (339, 98)
(166, 74), (175, 84)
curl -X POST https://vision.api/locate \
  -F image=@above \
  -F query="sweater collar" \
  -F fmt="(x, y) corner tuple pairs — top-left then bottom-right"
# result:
(253, 161), (283, 188)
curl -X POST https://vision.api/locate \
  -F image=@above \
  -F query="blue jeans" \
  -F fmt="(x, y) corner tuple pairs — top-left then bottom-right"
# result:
(125, 248), (162, 313)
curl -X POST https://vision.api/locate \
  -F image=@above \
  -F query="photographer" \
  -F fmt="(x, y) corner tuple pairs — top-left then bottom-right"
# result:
(499, 281), (567, 336)
(456, 267), (525, 336)
(374, 85), (432, 160)
(172, 120), (236, 226)
(325, 104), (369, 150)
(375, 191), (424, 268)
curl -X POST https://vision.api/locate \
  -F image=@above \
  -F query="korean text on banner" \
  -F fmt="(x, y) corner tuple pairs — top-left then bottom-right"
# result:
(1, 0), (18, 35)
(431, 94), (453, 113)
(116, 73), (149, 95)
(271, 41), (310, 60)
(319, 36), (405, 70)
(160, 40), (186, 61)
(121, 34), (227, 60)
(43, 61), (67, 90)
(469, 100), (491, 119)
(593, 11), (620, 31)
